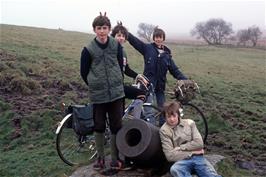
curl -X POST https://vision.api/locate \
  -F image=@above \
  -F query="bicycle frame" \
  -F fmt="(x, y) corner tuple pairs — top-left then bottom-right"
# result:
(55, 113), (72, 134)
(55, 81), (208, 166)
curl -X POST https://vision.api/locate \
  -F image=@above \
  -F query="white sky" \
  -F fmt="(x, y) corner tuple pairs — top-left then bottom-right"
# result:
(1, 0), (265, 37)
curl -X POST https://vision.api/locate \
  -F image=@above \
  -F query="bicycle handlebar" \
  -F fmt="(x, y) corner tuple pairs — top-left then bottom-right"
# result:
(167, 80), (200, 103)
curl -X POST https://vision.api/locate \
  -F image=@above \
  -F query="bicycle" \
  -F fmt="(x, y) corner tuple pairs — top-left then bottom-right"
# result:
(141, 80), (208, 144)
(55, 98), (142, 166)
(55, 105), (97, 166)
(55, 80), (208, 166)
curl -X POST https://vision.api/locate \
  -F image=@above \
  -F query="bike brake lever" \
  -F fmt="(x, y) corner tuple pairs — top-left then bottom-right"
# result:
(195, 83), (200, 93)
(178, 86), (184, 97)
(60, 102), (66, 113)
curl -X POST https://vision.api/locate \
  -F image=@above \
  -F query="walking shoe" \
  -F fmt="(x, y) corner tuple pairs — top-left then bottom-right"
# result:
(100, 168), (119, 176)
(110, 159), (133, 171)
(93, 157), (105, 171)
(124, 158), (135, 171)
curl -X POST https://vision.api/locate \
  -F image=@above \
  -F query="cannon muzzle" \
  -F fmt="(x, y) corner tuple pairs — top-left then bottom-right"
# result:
(116, 119), (167, 167)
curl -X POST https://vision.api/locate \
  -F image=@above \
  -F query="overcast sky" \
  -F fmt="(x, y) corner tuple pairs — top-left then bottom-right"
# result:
(1, 0), (265, 37)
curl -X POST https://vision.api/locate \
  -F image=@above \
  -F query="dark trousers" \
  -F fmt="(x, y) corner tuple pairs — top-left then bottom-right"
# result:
(124, 85), (146, 99)
(93, 98), (124, 134)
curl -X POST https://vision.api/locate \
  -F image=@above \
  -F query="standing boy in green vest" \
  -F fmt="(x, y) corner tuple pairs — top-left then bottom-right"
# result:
(80, 12), (126, 171)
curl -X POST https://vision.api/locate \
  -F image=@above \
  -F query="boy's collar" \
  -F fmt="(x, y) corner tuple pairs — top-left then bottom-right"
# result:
(179, 119), (185, 127)
(95, 36), (109, 44)
(152, 42), (171, 54)
(152, 42), (163, 49)
(94, 37), (109, 49)
(168, 119), (185, 129)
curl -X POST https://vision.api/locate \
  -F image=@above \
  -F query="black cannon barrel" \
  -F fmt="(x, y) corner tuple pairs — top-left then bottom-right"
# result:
(116, 119), (166, 166)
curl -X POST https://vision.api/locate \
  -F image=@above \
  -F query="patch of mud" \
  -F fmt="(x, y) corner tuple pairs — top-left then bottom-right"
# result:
(0, 49), (88, 139)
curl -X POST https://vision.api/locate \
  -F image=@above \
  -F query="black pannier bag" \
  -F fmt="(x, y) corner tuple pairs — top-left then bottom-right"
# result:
(71, 104), (94, 135)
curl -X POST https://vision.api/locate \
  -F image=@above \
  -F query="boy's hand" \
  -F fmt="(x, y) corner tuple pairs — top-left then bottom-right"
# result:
(192, 149), (204, 155)
(136, 74), (149, 86)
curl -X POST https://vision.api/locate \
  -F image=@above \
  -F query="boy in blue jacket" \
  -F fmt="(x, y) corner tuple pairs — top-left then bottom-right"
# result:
(127, 27), (187, 125)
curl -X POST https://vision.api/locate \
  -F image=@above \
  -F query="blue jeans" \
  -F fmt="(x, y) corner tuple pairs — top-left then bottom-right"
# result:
(155, 91), (165, 126)
(128, 99), (143, 119)
(143, 90), (166, 125)
(143, 92), (156, 125)
(170, 155), (221, 177)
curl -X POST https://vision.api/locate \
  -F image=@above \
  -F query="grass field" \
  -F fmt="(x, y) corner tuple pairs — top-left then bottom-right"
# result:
(0, 24), (265, 177)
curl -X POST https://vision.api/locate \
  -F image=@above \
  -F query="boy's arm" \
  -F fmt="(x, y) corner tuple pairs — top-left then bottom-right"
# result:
(179, 120), (204, 151)
(168, 57), (187, 80)
(127, 33), (146, 55)
(117, 43), (125, 75)
(122, 47), (138, 78)
(159, 129), (192, 162)
(80, 47), (92, 85)
(124, 64), (138, 79)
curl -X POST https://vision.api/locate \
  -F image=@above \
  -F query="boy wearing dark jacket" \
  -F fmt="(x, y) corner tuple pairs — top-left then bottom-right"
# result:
(127, 27), (187, 125)
(111, 23), (149, 119)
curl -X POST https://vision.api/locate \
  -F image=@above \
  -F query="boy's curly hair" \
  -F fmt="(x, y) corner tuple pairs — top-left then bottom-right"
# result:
(92, 12), (111, 29)
(111, 21), (128, 40)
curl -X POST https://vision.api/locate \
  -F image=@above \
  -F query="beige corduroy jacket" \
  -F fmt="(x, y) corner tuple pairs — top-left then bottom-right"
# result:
(159, 119), (204, 162)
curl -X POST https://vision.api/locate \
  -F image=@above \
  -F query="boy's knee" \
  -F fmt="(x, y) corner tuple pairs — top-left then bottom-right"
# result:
(94, 124), (106, 133)
(170, 165), (177, 176)
(93, 128), (105, 133)
(170, 164), (182, 176)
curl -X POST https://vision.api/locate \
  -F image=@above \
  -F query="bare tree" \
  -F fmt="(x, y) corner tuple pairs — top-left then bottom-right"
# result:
(237, 29), (250, 46)
(191, 18), (233, 45)
(236, 26), (262, 47)
(137, 23), (156, 42)
(248, 26), (262, 47)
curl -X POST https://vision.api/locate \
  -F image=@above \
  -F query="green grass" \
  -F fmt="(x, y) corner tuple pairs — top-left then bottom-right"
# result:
(217, 158), (255, 177)
(0, 24), (265, 176)
(0, 100), (71, 177)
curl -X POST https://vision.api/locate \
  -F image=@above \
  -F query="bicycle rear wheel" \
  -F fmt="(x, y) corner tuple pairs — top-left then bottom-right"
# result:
(181, 103), (208, 144)
(56, 114), (97, 166)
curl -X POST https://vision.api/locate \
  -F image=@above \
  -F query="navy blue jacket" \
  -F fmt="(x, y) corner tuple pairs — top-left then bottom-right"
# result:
(127, 33), (187, 91)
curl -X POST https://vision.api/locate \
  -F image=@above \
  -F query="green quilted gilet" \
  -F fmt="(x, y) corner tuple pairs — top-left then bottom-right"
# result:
(86, 37), (124, 103)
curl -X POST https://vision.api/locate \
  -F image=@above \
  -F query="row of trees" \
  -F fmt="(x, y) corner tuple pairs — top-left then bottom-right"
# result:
(137, 18), (263, 47)
(191, 18), (262, 46)
(236, 26), (262, 46)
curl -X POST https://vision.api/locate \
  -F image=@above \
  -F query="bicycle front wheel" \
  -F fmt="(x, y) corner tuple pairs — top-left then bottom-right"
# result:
(56, 114), (97, 166)
(181, 103), (208, 144)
